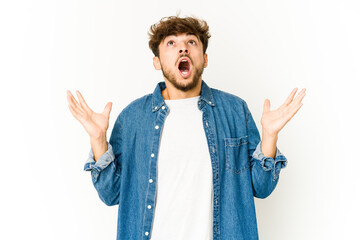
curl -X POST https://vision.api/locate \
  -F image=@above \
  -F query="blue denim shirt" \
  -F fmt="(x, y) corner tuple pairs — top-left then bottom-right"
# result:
(84, 80), (287, 240)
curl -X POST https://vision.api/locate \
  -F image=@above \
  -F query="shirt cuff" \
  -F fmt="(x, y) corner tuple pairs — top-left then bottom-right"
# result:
(83, 142), (115, 173)
(252, 141), (288, 180)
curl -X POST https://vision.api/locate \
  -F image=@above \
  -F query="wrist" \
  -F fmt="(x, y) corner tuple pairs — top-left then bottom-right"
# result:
(90, 133), (107, 144)
(90, 134), (108, 162)
(261, 131), (278, 159)
(261, 129), (278, 141)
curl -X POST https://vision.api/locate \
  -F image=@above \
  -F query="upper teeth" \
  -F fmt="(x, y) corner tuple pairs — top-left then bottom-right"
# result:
(181, 60), (187, 62)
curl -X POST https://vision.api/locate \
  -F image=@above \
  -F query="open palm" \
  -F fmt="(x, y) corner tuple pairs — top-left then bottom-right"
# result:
(67, 90), (112, 139)
(261, 88), (306, 137)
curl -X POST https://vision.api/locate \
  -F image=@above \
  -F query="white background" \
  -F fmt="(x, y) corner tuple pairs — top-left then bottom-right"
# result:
(1, 0), (359, 239)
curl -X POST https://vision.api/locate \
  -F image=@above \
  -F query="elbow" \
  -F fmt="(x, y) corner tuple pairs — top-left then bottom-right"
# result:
(253, 188), (273, 199)
(90, 164), (121, 206)
(99, 194), (119, 206)
(252, 173), (279, 199)
(94, 181), (120, 206)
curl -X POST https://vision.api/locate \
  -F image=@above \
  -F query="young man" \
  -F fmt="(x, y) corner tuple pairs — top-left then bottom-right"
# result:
(67, 15), (305, 240)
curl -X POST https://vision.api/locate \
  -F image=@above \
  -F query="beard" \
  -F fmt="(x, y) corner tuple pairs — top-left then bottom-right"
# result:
(159, 59), (204, 92)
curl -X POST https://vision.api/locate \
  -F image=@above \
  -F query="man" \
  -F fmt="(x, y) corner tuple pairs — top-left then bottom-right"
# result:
(67, 15), (305, 240)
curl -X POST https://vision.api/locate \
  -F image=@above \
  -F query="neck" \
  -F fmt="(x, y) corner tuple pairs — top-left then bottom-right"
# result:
(161, 79), (202, 100)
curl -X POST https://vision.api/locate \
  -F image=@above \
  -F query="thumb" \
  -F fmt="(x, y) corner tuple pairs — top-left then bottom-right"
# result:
(263, 99), (270, 113)
(103, 102), (112, 118)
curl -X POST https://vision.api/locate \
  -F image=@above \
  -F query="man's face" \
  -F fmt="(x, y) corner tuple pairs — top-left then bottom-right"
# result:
(153, 33), (208, 92)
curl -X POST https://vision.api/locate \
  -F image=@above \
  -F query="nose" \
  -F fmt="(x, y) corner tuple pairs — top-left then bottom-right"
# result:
(179, 48), (188, 54)
(179, 43), (189, 54)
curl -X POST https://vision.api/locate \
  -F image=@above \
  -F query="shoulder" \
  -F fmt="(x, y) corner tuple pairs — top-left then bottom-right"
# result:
(211, 87), (249, 110)
(115, 93), (153, 124)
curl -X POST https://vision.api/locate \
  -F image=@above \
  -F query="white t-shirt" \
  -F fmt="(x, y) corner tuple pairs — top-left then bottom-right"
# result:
(150, 96), (213, 240)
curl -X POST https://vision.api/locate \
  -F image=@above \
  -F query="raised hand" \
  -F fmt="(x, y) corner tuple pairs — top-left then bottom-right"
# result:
(261, 88), (306, 137)
(66, 90), (112, 139)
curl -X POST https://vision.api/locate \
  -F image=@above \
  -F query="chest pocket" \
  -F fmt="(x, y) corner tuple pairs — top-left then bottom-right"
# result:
(225, 136), (250, 174)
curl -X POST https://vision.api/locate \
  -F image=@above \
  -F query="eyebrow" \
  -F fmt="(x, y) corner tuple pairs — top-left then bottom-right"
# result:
(167, 33), (198, 38)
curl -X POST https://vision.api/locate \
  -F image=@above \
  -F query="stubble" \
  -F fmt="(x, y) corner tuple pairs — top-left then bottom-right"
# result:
(159, 58), (204, 92)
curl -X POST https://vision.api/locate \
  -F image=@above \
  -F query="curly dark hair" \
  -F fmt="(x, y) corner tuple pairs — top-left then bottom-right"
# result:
(148, 15), (211, 57)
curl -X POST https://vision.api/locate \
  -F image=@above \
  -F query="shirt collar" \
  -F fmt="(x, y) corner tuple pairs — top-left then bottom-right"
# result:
(152, 80), (215, 112)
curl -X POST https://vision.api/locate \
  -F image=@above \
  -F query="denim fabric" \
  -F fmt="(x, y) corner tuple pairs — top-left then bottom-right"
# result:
(84, 80), (287, 240)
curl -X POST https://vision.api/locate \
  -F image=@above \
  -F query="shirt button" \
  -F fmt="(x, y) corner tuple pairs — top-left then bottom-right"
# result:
(206, 122), (208, 127)
(154, 106), (157, 110)
(151, 153), (155, 158)
(162, 106), (165, 110)
(155, 125), (159, 129)
(209, 101), (212, 104)
(145, 232), (149, 236)
(147, 205), (152, 209)
(212, 147), (215, 153)
(149, 179), (153, 183)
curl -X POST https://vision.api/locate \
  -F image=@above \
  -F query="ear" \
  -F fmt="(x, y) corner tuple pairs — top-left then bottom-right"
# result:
(153, 56), (161, 70)
(203, 53), (208, 68)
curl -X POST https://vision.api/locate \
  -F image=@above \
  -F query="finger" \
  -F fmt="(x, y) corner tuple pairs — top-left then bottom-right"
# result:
(68, 103), (85, 122)
(286, 103), (303, 121)
(263, 99), (270, 113)
(67, 91), (81, 108)
(76, 90), (92, 112)
(103, 102), (112, 118)
(67, 94), (83, 114)
(67, 91), (84, 114)
(288, 89), (306, 109)
(282, 88), (298, 107)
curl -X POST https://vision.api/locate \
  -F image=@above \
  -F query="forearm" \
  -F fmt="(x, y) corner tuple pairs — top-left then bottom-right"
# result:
(84, 140), (120, 206)
(90, 134), (108, 162)
(261, 131), (278, 159)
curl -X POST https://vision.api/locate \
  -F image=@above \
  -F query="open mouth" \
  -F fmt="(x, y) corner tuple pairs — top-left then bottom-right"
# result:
(178, 57), (191, 78)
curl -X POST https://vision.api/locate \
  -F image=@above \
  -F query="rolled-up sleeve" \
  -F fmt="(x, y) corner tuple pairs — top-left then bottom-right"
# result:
(84, 142), (115, 182)
(252, 141), (287, 181)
